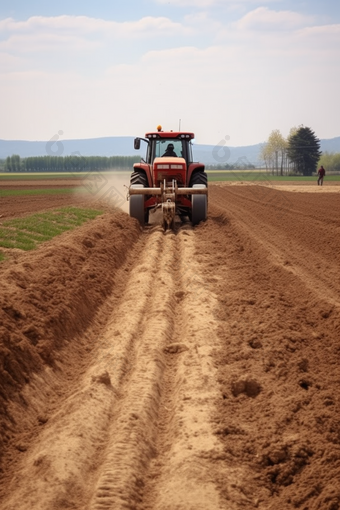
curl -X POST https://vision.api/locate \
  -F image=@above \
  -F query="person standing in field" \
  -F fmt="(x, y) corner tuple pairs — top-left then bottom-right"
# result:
(317, 165), (326, 186)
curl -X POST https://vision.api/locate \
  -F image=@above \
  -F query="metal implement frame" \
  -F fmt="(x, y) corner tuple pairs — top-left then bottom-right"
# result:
(128, 183), (208, 196)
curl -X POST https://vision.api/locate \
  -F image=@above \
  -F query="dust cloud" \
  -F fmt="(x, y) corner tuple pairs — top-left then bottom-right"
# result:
(78, 170), (132, 213)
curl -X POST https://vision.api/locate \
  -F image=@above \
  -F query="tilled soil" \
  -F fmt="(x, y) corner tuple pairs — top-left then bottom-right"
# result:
(0, 183), (339, 509)
(0, 191), (88, 219)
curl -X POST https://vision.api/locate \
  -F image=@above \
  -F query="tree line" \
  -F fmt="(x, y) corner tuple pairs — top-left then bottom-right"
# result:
(3, 155), (141, 172)
(261, 126), (322, 176)
(206, 162), (256, 170)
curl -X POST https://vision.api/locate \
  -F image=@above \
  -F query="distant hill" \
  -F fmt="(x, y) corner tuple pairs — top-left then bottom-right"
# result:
(1, 135), (339, 166)
(318, 137), (340, 154)
(0, 137), (143, 160)
(192, 143), (263, 166)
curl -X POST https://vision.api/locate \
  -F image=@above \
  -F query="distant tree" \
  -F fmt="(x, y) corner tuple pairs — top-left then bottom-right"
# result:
(21, 155), (142, 173)
(260, 130), (287, 175)
(318, 152), (340, 172)
(288, 126), (298, 139)
(10, 154), (21, 172)
(5, 156), (11, 171)
(287, 126), (321, 176)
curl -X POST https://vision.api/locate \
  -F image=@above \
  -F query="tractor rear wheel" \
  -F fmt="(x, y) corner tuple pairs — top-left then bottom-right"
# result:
(129, 171), (149, 225)
(189, 170), (208, 187)
(191, 184), (207, 226)
(129, 184), (145, 227)
(189, 171), (208, 225)
(130, 171), (148, 187)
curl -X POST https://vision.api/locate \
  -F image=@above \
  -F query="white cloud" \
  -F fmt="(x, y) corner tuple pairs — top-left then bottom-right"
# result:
(296, 23), (340, 47)
(215, 8), (338, 62)
(235, 7), (313, 31)
(0, 15), (191, 49)
(0, 15), (193, 75)
(1, 33), (100, 54)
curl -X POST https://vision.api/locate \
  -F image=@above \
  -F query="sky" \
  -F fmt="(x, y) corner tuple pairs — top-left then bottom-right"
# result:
(0, 0), (340, 147)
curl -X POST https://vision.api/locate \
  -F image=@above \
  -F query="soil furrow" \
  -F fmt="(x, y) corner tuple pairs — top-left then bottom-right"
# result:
(139, 227), (227, 510)
(88, 228), (179, 509)
(210, 185), (340, 308)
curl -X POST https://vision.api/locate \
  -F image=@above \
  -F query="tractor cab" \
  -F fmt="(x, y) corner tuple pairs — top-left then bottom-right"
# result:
(134, 128), (194, 168)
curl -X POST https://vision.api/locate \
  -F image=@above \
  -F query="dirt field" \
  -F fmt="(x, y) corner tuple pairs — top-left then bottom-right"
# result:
(0, 180), (340, 510)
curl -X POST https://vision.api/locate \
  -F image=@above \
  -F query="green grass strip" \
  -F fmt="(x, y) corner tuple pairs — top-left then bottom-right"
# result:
(0, 206), (103, 252)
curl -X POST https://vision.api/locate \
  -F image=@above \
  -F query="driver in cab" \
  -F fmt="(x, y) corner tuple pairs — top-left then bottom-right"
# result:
(162, 143), (177, 157)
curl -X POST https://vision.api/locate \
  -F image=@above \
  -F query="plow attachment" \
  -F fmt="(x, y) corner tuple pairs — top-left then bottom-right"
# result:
(129, 180), (207, 230)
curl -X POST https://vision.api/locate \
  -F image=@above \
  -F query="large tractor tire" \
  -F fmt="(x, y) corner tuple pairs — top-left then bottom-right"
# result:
(189, 171), (208, 225)
(191, 184), (207, 226)
(129, 184), (145, 226)
(130, 171), (148, 187)
(129, 171), (149, 225)
(189, 170), (208, 188)
(180, 170), (208, 223)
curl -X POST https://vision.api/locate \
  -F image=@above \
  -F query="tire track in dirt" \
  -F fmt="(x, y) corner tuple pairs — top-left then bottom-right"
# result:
(87, 228), (178, 509)
(138, 227), (225, 510)
(88, 225), (227, 510)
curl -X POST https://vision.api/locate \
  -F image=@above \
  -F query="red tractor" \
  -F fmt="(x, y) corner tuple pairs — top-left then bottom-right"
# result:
(128, 125), (208, 229)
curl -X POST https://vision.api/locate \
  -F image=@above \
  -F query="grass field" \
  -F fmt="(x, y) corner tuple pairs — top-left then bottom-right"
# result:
(0, 207), (103, 255)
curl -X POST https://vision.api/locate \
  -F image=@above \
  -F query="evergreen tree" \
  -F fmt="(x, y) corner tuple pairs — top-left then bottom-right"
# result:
(287, 126), (321, 176)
